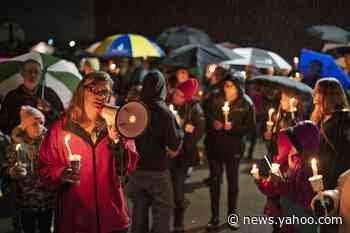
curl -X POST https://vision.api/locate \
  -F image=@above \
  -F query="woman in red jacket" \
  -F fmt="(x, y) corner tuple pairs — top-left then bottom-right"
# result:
(38, 71), (139, 233)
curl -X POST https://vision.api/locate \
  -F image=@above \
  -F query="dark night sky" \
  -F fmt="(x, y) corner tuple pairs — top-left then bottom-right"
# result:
(1, 0), (350, 60)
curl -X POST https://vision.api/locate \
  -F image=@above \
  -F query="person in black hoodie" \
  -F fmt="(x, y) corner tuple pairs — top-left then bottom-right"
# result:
(126, 70), (183, 233)
(0, 59), (64, 134)
(202, 65), (226, 185)
(205, 69), (256, 231)
(170, 78), (205, 233)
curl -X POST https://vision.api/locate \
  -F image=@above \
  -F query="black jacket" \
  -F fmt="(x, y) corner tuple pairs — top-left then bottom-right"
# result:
(0, 85), (64, 134)
(319, 110), (350, 189)
(135, 70), (183, 171)
(205, 72), (256, 160)
(171, 100), (205, 168)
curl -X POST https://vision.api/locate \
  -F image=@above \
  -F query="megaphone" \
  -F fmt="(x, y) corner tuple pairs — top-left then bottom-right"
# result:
(101, 101), (149, 139)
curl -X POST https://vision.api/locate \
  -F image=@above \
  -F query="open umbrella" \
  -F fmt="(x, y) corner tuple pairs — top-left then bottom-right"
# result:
(215, 44), (243, 60)
(94, 34), (165, 58)
(156, 25), (214, 51)
(307, 25), (350, 43)
(299, 49), (350, 89)
(247, 75), (313, 100)
(0, 52), (82, 107)
(221, 48), (292, 70)
(162, 44), (230, 72)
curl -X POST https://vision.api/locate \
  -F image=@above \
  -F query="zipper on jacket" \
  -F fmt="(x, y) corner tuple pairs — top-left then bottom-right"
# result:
(92, 147), (101, 233)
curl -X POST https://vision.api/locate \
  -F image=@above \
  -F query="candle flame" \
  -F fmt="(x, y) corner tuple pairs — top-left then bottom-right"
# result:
(252, 164), (257, 170)
(129, 115), (137, 123)
(222, 101), (230, 112)
(208, 64), (217, 73)
(64, 134), (72, 156)
(268, 108), (275, 116)
(16, 144), (21, 151)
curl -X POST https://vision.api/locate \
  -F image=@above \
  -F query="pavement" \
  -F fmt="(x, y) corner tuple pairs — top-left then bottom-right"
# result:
(0, 141), (273, 233)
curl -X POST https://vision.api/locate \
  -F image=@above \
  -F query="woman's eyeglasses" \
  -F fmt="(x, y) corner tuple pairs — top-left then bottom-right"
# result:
(85, 86), (112, 98)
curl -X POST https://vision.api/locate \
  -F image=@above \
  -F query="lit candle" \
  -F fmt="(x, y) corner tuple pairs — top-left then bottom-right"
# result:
(294, 57), (299, 68)
(311, 158), (318, 177)
(64, 134), (72, 157)
(208, 64), (217, 73)
(198, 90), (203, 97)
(222, 101), (230, 124)
(268, 108), (275, 123)
(251, 164), (259, 178)
(295, 72), (301, 80)
(169, 104), (177, 116)
(289, 98), (297, 120)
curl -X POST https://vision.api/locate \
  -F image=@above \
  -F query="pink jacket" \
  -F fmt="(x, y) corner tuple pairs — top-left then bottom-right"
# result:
(39, 116), (139, 233)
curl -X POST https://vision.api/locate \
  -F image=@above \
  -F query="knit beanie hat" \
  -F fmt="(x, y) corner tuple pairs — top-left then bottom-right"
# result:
(282, 120), (320, 155)
(20, 105), (45, 130)
(177, 78), (199, 102)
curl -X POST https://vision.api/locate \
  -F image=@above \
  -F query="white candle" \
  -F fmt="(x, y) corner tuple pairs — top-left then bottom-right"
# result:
(289, 98), (297, 120)
(311, 158), (318, 177)
(64, 134), (73, 157)
(294, 57), (299, 67)
(222, 101), (230, 124)
(268, 108), (275, 122)
(169, 104), (177, 116)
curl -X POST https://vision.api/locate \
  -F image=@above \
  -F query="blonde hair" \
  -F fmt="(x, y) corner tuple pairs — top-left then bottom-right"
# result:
(67, 71), (113, 124)
(311, 78), (349, 124)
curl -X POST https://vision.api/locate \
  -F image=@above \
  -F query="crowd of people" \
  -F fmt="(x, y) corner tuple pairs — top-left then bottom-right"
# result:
(0, 49), (350, 233)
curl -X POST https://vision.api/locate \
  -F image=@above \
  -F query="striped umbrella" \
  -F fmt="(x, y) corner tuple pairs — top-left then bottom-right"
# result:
(94, 34), (165, 58)
(0, 52), (82, 107)
(222, 47), (292, 70)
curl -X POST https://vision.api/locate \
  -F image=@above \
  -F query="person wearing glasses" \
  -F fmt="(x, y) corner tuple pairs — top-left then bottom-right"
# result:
(38, 71), (139, 233)
(0, 59), (64, 134)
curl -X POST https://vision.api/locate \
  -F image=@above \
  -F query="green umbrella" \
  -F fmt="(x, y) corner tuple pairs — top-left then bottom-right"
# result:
(0, 52), (82, 107)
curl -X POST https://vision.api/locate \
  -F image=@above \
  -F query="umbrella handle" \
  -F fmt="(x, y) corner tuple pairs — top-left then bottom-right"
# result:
(41, 69), (46, 99)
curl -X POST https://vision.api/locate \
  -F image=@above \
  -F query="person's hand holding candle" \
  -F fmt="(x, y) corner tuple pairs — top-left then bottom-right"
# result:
(266, 108), (275, 133)
(251, 164), (260, 180)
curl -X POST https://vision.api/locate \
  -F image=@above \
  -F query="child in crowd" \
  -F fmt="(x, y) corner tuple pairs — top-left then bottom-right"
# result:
(253, 121), (318, 233)
(6, 106), (54, 233)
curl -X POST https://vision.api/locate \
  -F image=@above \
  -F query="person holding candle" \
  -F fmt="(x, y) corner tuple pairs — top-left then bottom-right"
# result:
(38, 71), (140, 233)
(264, 90), (309, 158)
(202, 65), (226, 185)
(4, 105), (54, 233)
(311, 78), (350, 190)
(205, 69), (255, 231)
(254, 120), (319, 233)
(169, 78), (205, 233)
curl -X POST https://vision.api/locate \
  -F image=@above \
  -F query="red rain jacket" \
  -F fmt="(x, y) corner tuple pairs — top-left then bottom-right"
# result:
(39, 116), (139, 233)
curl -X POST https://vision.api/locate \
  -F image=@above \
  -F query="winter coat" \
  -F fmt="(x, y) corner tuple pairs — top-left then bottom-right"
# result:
(135, 70), (183, 171)
(205, 75), (255, 160)
(38, 115), (139, 233)
(318, 110), (350, 189)
(170, 100), (205, 168)
(0, 85), (64, 134)
(4, 126), (55, 212)
(256, 154), (315, 233)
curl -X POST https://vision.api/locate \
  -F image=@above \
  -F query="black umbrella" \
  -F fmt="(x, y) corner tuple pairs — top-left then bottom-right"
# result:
(156, 25), (214, 51)
(307, 25), (350, 43)
(162, 44), (230, 71)
(247, 75), (313, 100)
